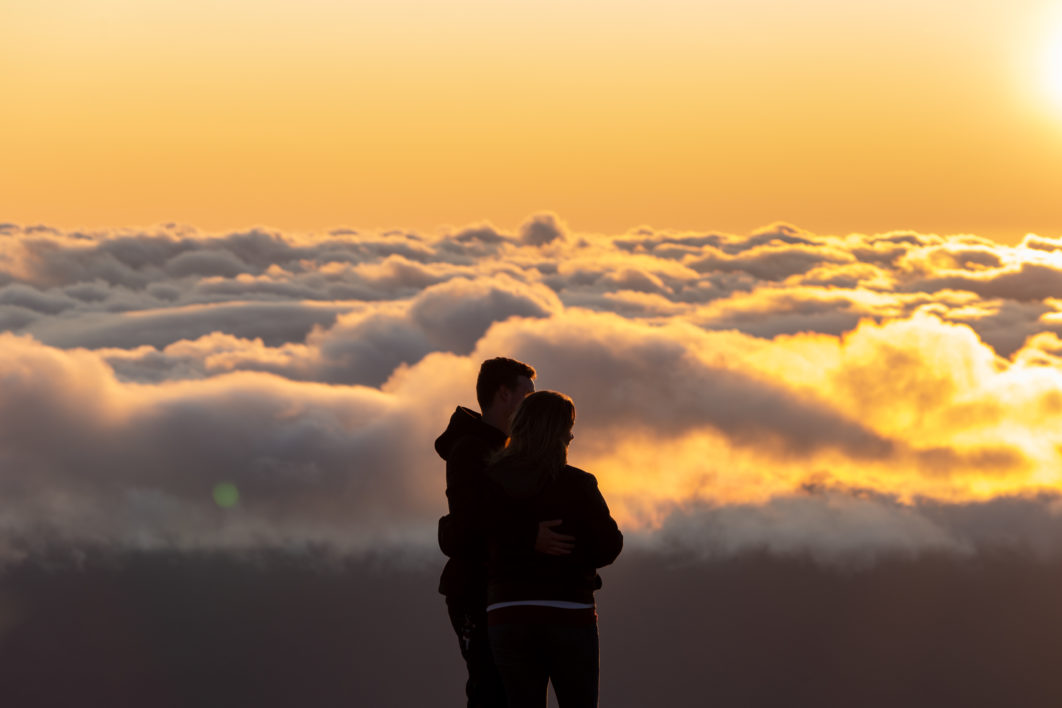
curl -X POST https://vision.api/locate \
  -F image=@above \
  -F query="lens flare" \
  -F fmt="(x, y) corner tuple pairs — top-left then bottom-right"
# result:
(212, 483), (239, 508)
(1043, 27), (1062, 110)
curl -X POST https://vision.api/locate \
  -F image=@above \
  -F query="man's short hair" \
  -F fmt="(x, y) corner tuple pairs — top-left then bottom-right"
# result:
(477, 357), (536, 411)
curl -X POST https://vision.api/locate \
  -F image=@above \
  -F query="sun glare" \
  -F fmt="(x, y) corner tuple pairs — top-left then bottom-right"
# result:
(1044, 28), (1062, 109)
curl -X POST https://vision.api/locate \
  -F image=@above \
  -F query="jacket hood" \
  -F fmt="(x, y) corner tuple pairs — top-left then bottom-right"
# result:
(487, 455), (555, 500)
(434, 406), (506, 461)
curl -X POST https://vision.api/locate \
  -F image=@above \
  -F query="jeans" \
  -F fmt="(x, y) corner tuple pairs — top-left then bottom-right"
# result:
(488, 621), (599, 708)
(447, 598), (508, 708)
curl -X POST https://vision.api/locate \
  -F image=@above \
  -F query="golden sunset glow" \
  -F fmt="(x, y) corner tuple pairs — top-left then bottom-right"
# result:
(4, 0), (1062, 241)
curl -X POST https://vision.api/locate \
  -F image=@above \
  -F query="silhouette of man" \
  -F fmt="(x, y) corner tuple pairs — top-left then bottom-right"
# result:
(436, 357), (574, 708)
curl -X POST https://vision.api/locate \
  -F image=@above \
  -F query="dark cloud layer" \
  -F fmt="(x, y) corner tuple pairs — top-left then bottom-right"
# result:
(28, 301), (351, 349)
(4, 547), (1062, 707)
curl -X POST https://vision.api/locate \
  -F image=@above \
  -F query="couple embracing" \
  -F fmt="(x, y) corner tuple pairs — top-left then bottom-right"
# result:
(436, 358), (624, 708)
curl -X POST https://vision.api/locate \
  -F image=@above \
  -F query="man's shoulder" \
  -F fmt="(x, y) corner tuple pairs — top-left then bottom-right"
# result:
(435, 406), (505, 460)
(448, 428), (506, 469)
(450, 432), (497, 457)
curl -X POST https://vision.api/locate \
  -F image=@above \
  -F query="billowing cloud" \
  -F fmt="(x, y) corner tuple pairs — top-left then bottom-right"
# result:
(4, 215), (1062, 564)
(0, 333), (477, 556)
(518, 212), (567, 247)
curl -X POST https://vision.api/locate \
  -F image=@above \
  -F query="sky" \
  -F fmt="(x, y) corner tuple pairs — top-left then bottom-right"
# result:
(8, 1), (1062, 704)
(5, 0), (1062, 240)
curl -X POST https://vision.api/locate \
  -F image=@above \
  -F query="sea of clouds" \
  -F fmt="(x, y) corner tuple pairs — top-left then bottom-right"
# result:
(5, 214), (1062, 565)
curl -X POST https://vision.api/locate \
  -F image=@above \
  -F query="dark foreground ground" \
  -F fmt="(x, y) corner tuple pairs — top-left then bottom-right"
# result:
(1, 546), (1061, 707)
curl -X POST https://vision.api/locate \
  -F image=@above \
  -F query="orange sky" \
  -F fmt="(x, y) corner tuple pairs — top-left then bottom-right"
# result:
(4, 0), (1062, 241)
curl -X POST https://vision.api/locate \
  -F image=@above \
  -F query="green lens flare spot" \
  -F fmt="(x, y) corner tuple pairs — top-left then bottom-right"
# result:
(213, 483), (239, 508)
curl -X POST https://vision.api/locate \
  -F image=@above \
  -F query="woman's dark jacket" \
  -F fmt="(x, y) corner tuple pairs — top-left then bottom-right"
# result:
(486, 458), (623, 606)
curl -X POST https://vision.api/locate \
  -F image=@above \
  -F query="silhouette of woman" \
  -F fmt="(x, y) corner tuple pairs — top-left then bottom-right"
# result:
(485, 391), (623, 708)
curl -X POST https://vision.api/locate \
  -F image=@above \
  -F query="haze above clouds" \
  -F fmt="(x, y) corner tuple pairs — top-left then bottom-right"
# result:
(4, 215), (1062, 564)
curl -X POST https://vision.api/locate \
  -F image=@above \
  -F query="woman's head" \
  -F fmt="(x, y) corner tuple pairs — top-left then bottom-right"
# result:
(501, 390), (576, 475)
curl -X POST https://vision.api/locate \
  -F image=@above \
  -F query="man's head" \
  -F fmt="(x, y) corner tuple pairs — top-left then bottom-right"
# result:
(477, 357), (536, 428)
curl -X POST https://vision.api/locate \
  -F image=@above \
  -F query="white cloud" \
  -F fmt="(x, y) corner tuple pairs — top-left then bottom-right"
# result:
(3, 217), (1062, 561)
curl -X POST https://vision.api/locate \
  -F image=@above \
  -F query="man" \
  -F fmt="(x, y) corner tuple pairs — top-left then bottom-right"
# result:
(436, 357), (574, 708)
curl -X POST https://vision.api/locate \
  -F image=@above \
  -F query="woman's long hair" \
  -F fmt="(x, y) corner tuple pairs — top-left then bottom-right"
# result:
(493, 390), (575, 480)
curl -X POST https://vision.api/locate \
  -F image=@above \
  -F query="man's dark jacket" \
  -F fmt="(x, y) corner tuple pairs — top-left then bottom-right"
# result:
(435, 406), (509, 602)
(486, 457), (623, 605)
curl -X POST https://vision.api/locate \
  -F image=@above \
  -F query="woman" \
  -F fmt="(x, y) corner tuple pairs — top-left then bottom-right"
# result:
(485, 390), (623, 708)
